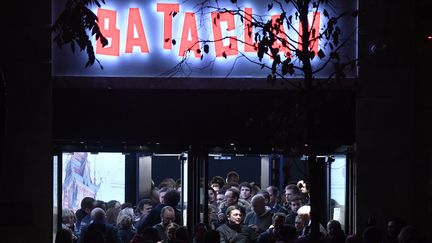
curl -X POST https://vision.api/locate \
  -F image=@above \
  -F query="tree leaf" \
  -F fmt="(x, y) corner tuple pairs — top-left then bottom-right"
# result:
(268, 3), (273, 11)
(309, 51), (315, 59)
(280, 12), (286, 21)
(271, 60), (277, 74)
(266, 74), (273, 83)
(172, 39), (176, 45)
(287, 63), (294, 75)
(323, 9), (329, 18)
(257, 42), (265, 61)
(204, 44), (209, 54)
(282, 59), (290, 76)
(317, 49), (326, 59)
(222, 52), (227, 58)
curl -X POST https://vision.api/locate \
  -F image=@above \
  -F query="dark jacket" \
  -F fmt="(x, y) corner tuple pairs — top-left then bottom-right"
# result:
(118, 228), (136, 243)
(77, 214), (92, 237)
(78, 222), (122, 243)
(217, 222), (257, 243)
(285, 212), (297, 226)
(257, 228), (276, 243)
(136, 203), (182, 233)
(244, 210), (273, 234)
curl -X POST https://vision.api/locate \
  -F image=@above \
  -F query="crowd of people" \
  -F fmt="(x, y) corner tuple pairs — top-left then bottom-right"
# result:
(56, 171), (427, 243)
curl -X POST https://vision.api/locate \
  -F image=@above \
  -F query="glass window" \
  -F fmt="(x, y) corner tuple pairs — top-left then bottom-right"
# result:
(61, 152), (125, 211)
(330, 155), (346, 228)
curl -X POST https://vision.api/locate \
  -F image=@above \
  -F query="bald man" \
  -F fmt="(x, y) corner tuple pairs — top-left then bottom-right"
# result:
(243, 194), (273, 234)
(78, 207), (121, 243)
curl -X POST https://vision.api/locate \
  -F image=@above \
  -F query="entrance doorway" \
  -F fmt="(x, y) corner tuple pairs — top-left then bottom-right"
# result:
(52, 147), (354, 241)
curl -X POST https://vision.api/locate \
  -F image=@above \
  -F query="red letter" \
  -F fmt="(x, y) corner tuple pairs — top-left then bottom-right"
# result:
(244, 8), (256, 52)
(157, 3), (180, 50)
(179, 12), (201, 58)
(298, 12), (320, 55)
(125, 8), (149, 53)
(211, 12), (238, 57)
(271, 15), (291, 58)
(96, 8), (120, 56)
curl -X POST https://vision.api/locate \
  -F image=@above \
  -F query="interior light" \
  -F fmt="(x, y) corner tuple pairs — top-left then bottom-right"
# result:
(208, 153), (222, 157)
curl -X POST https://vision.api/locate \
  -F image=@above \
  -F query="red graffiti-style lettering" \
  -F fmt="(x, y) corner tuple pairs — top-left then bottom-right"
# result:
(244, 8), (256, 52)
(179, 12), (201, 58)
(211, 12), (238, 57)
(298, 12), (320, 54)
(157, 3), (180, 50)
(96, 9), (120, 56)
(125, 8), (149, 53)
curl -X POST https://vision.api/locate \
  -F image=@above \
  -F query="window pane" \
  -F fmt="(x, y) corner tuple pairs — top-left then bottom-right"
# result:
(62, 152), (125, 211)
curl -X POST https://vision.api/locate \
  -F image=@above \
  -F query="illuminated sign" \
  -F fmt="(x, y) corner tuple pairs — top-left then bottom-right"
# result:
(52, 0), (357, 79)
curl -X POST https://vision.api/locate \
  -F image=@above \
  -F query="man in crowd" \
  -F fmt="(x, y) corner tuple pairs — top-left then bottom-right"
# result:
(244, 194), (273, 234)
(266, 186), (286, 214)
(134, 198), (153, 228)
(152, 206), (177, 242)
(217, 188), (240, 224)
(239, 182), (253, 203)
(137, 189), (181, 231)
(225, 171), (240, 184)
(216, 190), (226, 208)
(217, 205), (257, 243)
(75, 197), (95, 236)
(257, 212), (285, 243)
(283, 184), (301, 215)
(285, 195), (303, 225)
(78, 207), (121, 243)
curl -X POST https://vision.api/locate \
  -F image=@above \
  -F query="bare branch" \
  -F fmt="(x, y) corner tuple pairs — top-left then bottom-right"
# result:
(314, 58), (358, 90)
(312, 29), (357, 75)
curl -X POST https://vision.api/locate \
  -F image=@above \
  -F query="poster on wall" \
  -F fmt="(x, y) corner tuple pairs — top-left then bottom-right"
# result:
(62, 152), (125, 211)
(52, 0), (358, 82)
